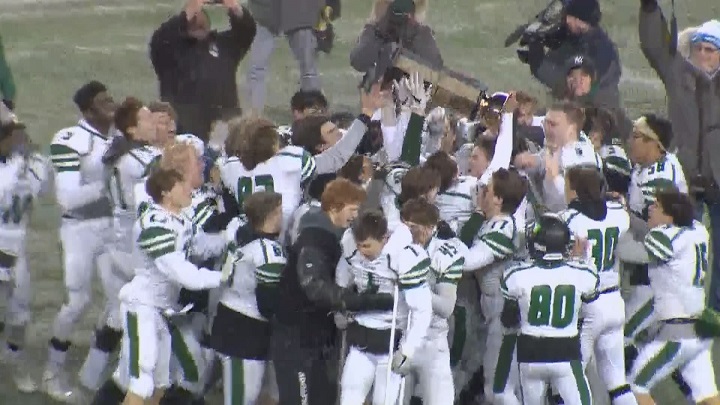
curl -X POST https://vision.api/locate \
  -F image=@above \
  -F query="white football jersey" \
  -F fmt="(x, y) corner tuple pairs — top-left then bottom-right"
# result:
(0, 153), (49, 253)
(426, 237), (466, 338)
(628, 153), (687, 219)
(436, 176), (477, 233)
(467, 214), (520, 296)
(599, 144), (632, 177)
(219, 145), (315, 238)
(219, 237), (286, 321)
(108, 145), (162, 253)
(644, 221), (708, 320)
(381, 167), (408, 232)
(559, 140), (602, 172)
(336, 224), (423, 330)
(560, 201), (630, 290)
(502, 259), (598, 338)
(49, 120), (113, 219)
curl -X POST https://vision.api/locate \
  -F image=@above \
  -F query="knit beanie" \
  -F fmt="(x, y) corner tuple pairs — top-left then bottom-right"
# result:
(565, 0), (601, 26)
(692, 20), (720, 51)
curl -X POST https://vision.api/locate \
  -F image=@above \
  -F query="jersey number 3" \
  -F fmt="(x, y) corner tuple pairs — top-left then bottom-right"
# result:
(587, 227), (619, 272)
(528, 284), (575, 328)
(237, 175), (275, 207)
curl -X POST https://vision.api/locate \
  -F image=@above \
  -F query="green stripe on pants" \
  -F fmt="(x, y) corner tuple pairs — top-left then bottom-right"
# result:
(624, 299), (654, 338)
(127, 312), (140, 378)
(492, 334), (517, 393)
(169, 323), (200, 382)
(570, 360), (591, 405)
(450, 305), (467, 367)
(231, 358), (245, 405)
(634, 341), (681, 387)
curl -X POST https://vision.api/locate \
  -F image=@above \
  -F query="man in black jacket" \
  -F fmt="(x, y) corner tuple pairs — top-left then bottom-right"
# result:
(272, 178), (395, 405)
(149, 0), (256, 142)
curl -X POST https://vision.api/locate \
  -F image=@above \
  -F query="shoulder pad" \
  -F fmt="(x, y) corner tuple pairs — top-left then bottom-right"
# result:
(50, 126), (91, 154)
(139, 206), (176, 229)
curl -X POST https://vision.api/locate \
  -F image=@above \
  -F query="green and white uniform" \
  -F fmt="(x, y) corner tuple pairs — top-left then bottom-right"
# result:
(435, 176), (477, 233)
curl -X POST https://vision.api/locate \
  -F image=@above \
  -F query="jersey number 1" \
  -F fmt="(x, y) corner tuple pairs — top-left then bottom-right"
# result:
(237, 175), (275, 207)
(528, 284), (576, 328)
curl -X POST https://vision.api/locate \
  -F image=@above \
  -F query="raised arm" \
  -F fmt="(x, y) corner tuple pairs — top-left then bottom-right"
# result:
(218, 5), (257, 61)
(638, 0), (676, 84)
(350, 24), (386, 73)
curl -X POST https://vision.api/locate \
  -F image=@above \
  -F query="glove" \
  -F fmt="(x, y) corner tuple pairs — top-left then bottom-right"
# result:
(406, 71), (431, 114)
(393, 78), (412, 107)
(391, 350), (412, 375)
(342, 290), (394, 312)
(333, 312), (353, 330)
(436, 220), (456, 240)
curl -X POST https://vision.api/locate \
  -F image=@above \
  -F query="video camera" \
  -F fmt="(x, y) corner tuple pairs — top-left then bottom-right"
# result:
(504, 0), (568, 52)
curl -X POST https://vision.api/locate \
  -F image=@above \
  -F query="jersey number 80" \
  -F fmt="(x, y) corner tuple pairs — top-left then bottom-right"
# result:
(528, 284), (575, 328)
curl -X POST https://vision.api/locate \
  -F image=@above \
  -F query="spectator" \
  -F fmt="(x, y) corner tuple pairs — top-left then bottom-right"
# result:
(639, 0), (720, 310)
(350, 0), (442, 73)
(245, 0), (326, 113)
(0, 34), (16, 110)
(149, 0), (256, 143)
(524, 0), (621, 109)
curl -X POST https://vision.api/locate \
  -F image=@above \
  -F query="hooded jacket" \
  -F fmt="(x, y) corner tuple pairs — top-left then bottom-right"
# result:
(639, 3), (720, 189)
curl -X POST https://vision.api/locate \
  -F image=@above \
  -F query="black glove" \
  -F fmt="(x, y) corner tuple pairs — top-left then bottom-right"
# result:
(436, 221), (456, 240)
(343, 290), (395, 312)
(2, 99), (14, 111)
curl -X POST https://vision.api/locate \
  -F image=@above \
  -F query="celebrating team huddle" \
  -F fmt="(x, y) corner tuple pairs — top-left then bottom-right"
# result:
(0, 73), (719, 405)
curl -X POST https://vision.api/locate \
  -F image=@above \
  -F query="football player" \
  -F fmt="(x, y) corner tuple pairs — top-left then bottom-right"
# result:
(79, 97), (161, 392)
(629, 189), (719, 405)
(335, 204), (434, 405)
(461, 168), (528, 404)
(381, 166), (440, 232)
(209, 191), (285, 405)
(559, 166), (636, 405)
(219, 116), (315, 240)
(501, 214), (599, 405)
(0, 120), (49, 393)
(424, 151), (477, 233)
(621, 115), (688, 373)
(114, 167), (231, 405)
(45, 81), (117, 402)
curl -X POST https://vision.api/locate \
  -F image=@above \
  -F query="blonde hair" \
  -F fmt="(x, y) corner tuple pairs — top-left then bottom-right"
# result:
(160, 140), (198, 178)
(368, 0), (428, 24)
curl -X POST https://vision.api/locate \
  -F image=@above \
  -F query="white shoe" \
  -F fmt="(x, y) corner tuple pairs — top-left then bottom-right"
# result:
(42, 370), (83, 404)
(14, 370), (38, 393)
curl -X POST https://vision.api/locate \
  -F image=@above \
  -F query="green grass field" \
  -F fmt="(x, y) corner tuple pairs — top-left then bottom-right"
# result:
(0, 0), (718, 403)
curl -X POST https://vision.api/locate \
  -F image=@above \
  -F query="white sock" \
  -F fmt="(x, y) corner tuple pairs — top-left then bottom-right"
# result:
(45, 345), (68, 375)
(78, 347), (110, 391)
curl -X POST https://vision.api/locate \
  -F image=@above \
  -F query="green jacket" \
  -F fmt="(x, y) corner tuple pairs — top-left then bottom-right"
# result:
(0, 35), (16, 103)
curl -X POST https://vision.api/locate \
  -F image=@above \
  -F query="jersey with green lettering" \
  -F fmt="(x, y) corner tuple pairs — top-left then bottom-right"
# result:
(108, 145), (161, 252)
(336, 225), (427, 330)
(426, 237), (466, 338)
(559, 201), (629, 289)
(644, 221), (708, 320)
(0, 154), (48, 248)
(49, 121), (112, 219)
(628, 153), (687, 219)
(219, 237), (286, 321)
(219, 145), (315, 238)
(436, 176), (478, 233)
(470, 214), (519, 296)
(501, 259), (598, 338)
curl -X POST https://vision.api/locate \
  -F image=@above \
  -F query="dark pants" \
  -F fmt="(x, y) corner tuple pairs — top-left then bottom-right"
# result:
(173, 103), (241, 143)
(697, 201), (720, 311)
(271, 328), (339, 405)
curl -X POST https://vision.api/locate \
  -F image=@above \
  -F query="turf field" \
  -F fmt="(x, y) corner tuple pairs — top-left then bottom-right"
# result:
(0, 0), (718, 403)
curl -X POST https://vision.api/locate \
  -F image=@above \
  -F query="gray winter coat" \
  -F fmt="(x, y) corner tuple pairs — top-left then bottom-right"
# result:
(248, 0), (322, 34)
(350, 22), (443, 73)
(639, 3), (720, 185)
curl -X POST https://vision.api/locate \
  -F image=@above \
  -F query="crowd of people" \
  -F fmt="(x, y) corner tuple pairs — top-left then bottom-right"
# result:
(0, 0), (720, 404)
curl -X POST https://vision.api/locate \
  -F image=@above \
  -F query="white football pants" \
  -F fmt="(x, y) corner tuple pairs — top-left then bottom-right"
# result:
(169, 313), (213, 395)
(98, 249), (134, 331)
(630, 337), (718, 402)
(0, 230), (32, 330)
(340, 346), (402, 405)
(623, 286), (654, 347)
(52, 217), (112, 341)
(580, 290), (637, 405)
(481, 293), (521, 404)
(518, 360), (593, 405)
(411, 333), (454, 405)
(221, 355), (266, 405)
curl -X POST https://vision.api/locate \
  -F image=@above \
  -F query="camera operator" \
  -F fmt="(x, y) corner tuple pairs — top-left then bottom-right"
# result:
(639, 0), (720, 311)
(522, 0), (622, 109)
(350, 0), (443, 73)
